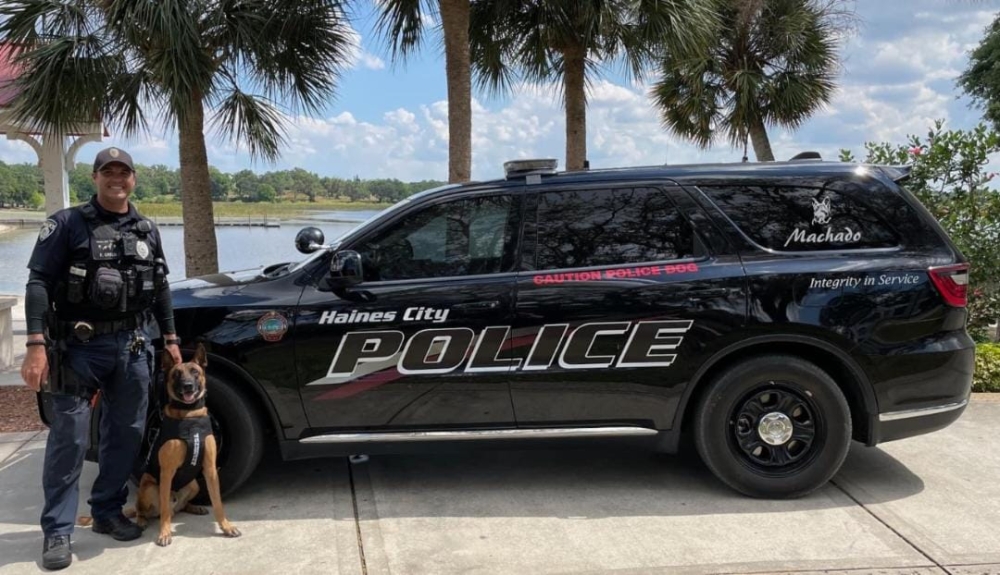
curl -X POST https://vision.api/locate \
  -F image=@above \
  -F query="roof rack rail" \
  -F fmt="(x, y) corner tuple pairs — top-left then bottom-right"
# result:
(504, 158), (558, 179)
(789, 151), (822, 161)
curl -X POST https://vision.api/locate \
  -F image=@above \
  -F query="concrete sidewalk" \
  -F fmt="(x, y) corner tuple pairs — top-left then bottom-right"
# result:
(2, 399), (1000, 575)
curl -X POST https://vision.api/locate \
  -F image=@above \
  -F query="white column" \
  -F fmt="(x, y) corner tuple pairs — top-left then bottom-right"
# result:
(5, 124), (102, 216)
(40, 134), (69, 216)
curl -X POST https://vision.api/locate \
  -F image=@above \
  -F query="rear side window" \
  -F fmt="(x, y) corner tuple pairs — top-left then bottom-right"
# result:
(699, 185), (899, 251)
(534, 187), (696, 270)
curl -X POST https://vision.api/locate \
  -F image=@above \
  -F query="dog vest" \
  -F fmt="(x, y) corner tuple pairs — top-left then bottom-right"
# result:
(146, 415), (213, 491)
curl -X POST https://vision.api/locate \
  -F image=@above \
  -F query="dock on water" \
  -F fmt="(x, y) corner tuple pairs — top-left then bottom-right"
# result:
(0, 218), (280, 228)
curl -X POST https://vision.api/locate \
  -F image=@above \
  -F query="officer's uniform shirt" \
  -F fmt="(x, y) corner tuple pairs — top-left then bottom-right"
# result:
(28, 195), (167, 321)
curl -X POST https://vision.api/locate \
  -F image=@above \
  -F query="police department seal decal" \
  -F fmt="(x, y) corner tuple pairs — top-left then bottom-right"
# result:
(136, 240), (150, 258)
(257, 311), (288, 342)
(38, 220), (57, 242)
(109, 148), (120, 158)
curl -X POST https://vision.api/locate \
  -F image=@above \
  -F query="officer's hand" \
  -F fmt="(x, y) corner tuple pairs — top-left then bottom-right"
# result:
(165, 343), (182, 367)
(21, 346), (49, 392)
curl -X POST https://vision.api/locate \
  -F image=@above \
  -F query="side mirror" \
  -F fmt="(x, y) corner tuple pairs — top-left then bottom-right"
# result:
(295, 227), (326, 254)
(328, 250), (363, 288)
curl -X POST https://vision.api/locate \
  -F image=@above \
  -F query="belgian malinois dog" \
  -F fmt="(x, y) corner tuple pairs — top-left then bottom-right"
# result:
(136, 343), (240, 546)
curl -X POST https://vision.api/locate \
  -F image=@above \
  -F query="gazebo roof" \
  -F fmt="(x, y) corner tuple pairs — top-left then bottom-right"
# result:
(0, 44), (24, 107)
(0, 43), (106, 136)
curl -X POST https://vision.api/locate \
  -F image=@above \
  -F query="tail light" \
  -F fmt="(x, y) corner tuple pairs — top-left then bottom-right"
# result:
(928, 263), (969, 307)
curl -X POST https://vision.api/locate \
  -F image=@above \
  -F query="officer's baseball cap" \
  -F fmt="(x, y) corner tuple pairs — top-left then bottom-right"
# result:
(92, 147), (135, 173)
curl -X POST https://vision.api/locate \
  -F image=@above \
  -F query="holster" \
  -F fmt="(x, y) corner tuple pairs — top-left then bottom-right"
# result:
(43, 317), (95, 400)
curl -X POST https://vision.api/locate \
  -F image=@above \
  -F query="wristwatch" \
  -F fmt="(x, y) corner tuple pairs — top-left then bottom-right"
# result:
(164, 336), (181, 346)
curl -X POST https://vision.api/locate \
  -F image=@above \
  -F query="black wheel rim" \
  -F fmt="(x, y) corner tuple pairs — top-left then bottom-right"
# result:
(727, 382), (823, 476)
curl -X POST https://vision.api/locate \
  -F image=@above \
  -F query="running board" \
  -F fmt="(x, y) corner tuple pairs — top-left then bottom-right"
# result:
(299, 426), (658, 444)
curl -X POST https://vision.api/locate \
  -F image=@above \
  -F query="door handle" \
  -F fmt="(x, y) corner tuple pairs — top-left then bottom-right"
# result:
(454, 300), (500, 310)
(686, 288), (735, 299)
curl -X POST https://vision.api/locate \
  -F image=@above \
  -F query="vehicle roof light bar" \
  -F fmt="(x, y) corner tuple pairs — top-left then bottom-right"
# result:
(504, 158), (558, 179)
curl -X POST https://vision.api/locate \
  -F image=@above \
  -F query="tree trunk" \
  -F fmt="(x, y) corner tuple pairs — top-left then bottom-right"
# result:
(749, 116), (775, 162)
(563, 44), (587, 172)
(177, 97), (220, 277)
(439, 0), (472, 183)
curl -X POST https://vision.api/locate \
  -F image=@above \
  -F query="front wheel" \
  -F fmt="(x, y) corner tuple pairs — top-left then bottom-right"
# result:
(197, 374), (265, 499)
(693, 355), (851, 499)
(135, 373), (264, 502)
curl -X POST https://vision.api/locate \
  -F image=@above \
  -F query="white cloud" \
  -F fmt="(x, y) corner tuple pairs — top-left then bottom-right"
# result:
(343, 26), (387, 71)
(359, 53), (386, 70)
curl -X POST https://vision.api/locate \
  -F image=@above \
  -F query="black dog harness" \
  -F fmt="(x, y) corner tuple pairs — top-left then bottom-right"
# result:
(146, 408), (213, 491)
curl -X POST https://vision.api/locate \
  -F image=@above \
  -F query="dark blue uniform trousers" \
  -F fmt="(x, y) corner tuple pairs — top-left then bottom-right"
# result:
(41, 327), (151, 536)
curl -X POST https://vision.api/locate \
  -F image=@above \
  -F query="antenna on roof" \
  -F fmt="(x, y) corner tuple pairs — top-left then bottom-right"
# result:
(789, 151), (822, 161)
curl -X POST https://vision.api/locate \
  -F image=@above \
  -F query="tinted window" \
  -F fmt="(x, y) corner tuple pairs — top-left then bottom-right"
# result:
(700, 186), (899, 251)
(357, 194), (516, 281)
(534, 188), (695, 270)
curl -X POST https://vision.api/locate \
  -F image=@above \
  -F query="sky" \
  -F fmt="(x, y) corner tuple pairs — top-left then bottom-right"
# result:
(0, 0), (998, 183)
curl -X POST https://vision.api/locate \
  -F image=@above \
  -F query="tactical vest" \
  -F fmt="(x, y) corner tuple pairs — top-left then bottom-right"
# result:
(60, 203), (163, 317)
(146, 415), (213, 491)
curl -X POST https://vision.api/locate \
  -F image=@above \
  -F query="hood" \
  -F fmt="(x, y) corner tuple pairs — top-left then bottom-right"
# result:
(169, 267), (268, 293)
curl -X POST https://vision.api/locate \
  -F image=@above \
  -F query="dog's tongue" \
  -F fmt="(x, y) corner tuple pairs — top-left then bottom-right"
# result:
(183, 391), (197, 403)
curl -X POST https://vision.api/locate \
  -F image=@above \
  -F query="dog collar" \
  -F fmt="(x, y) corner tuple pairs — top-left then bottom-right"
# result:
(168, 395), (206, 411)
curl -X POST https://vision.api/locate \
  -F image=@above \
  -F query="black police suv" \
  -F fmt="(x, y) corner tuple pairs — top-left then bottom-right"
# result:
(65, 156), (974, 499)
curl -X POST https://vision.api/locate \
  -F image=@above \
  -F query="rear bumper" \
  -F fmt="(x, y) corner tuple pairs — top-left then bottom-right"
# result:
(872, 397), (969, 444)
(861, 330), (974, 445)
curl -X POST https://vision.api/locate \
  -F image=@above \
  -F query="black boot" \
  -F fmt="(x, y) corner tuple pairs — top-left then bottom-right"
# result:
(92, 513), (142, 541)
(42, 534), (72, 570)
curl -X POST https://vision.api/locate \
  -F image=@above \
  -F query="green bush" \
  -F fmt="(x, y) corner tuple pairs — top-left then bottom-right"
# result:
(27, 191), (44, 209)
(974, 343), (1000, 392)
(840, 121), (1000, 339)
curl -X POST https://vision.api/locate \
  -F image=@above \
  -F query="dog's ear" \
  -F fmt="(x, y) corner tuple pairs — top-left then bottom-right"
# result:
(194, 343), (208, 368)
(161, 347), (176, 374)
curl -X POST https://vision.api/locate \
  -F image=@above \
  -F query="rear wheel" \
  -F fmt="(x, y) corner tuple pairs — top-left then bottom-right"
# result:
(693, 355), (851, 499)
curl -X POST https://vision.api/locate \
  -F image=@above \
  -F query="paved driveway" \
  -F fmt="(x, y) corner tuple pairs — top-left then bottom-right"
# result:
(2, 399), (998, 575)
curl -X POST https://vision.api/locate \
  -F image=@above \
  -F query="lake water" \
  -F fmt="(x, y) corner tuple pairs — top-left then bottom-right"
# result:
(0, 209), (383, 296)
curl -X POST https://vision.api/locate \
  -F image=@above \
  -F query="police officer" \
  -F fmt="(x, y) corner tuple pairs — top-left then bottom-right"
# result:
(20, 147), (183, 571)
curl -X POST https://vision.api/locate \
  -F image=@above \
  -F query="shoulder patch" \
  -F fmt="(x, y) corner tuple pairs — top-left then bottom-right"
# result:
(37, 219), (57, 242)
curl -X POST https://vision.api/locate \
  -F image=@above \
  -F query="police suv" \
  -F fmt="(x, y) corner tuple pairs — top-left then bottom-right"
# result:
(66, 157), (975, 499)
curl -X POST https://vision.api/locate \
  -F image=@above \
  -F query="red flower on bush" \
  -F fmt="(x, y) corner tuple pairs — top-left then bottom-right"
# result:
(909, 146), (923, 156)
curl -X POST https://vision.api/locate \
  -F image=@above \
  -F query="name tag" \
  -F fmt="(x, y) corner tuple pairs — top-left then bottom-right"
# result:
(94, 239), (118, 260)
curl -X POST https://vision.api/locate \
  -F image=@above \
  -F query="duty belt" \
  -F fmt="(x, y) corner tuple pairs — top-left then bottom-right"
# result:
(56, 313), (144, 342)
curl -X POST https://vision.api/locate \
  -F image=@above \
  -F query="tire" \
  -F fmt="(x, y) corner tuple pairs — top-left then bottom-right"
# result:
(693, 355), (851, 499)
(190, 374), (265, 503)
(134, 373), (264, 504)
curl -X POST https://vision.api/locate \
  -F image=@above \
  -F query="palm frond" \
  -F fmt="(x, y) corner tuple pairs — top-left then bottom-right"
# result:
(651, 0), (847, 152)
(105, 67), (161, 137)
(217, 0), (352, 115)
(469, 0), (518, 98)
(209, 83), (286, 162)
(0, 0), (123, 136)
(373, 0), (431, 63)
(0, 0), (91, 46)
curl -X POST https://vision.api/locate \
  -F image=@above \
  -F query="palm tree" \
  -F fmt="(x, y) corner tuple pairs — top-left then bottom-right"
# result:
(376, 0), (472, 183)
(469, 0), (716, 172)
(0, 0), (353, 276)
(650, 0), (851, 162)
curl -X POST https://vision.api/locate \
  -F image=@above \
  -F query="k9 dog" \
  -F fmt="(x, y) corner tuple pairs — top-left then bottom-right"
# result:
(137, 343), (240, 546)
